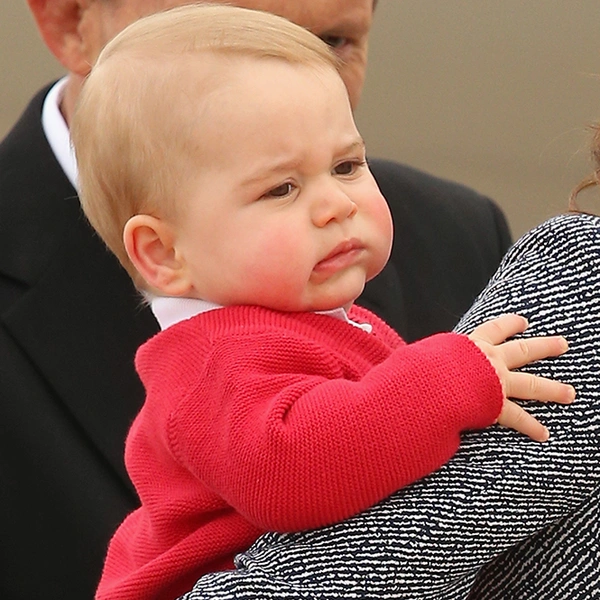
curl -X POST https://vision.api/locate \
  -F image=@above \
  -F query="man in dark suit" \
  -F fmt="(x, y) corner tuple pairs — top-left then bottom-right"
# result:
(0, 0), (510, 598)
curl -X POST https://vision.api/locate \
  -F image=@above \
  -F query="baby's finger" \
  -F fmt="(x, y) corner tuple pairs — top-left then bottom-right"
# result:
(504, 371), (575, 404)
(469, 314), (528, 346)
(497, 399), (549, 443)
(498, 335), (569, 370)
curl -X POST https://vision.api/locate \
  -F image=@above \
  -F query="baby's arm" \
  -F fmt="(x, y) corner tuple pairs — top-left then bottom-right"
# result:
(171, 310), (571, 534)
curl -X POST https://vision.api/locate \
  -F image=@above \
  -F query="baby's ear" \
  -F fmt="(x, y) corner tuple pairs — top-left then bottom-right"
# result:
(123, 215), (192, 296)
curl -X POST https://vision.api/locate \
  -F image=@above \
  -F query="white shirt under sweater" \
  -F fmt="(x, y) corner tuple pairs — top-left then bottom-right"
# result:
(150, 295), (372, 333)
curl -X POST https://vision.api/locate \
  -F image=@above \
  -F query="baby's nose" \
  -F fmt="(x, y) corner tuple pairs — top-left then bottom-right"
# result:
(311, 187), (358, 227)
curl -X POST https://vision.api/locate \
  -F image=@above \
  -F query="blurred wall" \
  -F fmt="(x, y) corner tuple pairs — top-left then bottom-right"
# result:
(2, 1), (600, 237)
(0, 2), (65, 135)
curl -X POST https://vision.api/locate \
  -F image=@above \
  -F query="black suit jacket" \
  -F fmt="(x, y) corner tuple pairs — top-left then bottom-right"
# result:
(0, 86), (511, 599)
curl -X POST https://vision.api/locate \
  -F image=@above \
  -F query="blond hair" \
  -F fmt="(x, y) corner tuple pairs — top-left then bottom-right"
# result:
(72, 3), (338, 285)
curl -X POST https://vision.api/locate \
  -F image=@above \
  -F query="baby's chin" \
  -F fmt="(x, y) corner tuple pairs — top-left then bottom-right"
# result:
(295, 292), (362, 314)
(257, 276), (366, 313)
(258, 294), (356, 314)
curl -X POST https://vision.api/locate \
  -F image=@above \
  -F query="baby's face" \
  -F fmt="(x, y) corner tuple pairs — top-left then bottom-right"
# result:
(173, 58), (392, 312)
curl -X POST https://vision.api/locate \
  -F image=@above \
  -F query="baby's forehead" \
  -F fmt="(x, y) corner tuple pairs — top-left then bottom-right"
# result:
(145, 51), (338, 102)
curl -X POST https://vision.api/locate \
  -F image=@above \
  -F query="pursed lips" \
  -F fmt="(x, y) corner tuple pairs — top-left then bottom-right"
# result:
(313, 239), (364, 275)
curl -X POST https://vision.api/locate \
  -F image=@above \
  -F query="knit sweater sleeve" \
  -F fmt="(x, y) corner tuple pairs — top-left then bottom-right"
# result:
(166, 312), (502, 533)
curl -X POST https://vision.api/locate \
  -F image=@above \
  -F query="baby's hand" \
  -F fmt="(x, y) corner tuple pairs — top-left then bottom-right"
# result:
(468, 314), (575, 443)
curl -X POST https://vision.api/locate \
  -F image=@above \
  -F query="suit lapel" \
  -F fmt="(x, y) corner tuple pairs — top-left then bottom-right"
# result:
(0, 87), (158, 492)
(3, 200), (158, 488)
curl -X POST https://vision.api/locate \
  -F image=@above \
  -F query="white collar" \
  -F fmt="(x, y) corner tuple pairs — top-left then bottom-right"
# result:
(41, 77), (78, 190)
(151, 296), (222, 331)
(316, 307), (372, 333)
(150, 296), (372, 333)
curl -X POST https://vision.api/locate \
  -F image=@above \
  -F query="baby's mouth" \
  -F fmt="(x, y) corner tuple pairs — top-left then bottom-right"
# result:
(314, 239), (364, 274)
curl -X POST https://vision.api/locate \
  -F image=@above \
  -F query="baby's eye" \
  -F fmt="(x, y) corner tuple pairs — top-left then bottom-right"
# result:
(333, 160), (364, 176)
(264, 182), (294, 198)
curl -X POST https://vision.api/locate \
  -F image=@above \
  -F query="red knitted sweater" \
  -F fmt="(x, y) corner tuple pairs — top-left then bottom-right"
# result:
(95, 304), (502, 600)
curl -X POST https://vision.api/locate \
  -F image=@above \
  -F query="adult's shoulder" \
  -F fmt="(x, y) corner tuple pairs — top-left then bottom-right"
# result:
(368, 157), (495, 207)
(368, 158), (511, 253)
(0, 82), (70, 216)
(0, 84), (54, 168)
(365, 158), (512, 341)
(0, 84), (77, 285)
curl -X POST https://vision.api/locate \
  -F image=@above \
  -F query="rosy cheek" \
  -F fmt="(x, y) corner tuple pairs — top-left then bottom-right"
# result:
(252, 227), (306, 279)
(241, 227), (309, 309)
(366, 195), (394, 273)
(370, 194), (394, 241)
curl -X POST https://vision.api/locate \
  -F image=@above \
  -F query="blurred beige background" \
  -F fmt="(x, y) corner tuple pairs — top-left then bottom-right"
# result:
(2, 1), (600, 237)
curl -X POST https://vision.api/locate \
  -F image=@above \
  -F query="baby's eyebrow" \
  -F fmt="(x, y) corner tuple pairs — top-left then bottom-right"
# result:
(240, 158), (303, 188)
(339, 138), (366, 156)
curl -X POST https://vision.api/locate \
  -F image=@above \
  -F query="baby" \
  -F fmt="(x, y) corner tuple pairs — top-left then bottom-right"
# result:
(71, 5), (574, 600)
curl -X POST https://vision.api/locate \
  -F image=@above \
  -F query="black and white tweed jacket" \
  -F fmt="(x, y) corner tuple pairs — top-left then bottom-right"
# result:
(181, 214), (600, 600)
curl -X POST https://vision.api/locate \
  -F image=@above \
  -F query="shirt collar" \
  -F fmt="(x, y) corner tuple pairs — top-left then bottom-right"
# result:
(150, 296), (371, 333)
(151, 296), (221, 331)
(41, 77), (78, 190)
